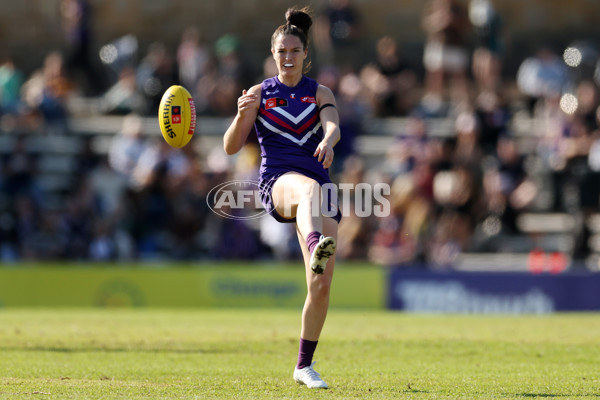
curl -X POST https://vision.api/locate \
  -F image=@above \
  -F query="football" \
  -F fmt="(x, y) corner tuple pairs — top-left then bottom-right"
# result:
(158, 85), (197, 148)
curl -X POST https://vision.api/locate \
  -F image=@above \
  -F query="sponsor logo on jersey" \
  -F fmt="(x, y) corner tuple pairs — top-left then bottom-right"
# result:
(301, 96), (317, 103)
(265, 97), (288, 109)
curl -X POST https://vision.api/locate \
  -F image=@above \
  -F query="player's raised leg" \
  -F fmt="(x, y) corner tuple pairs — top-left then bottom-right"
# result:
(272, 172), (336, 274)
(272, 172), (322, 234)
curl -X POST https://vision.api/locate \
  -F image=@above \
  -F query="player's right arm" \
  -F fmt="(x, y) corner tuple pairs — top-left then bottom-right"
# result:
(224, 84), (261, 155)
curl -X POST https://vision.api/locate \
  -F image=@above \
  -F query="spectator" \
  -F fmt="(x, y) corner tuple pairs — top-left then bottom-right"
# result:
(164, 144), (211, 259)
(203, 34), (251, 116)
(108, 113), (148, 185)
(0, 206), (19, 262)
(128, 139), (193, 257)
(21, 51), (74, 135)
(560, 114), (596, 212)
(532, 84), (571, 211)
(131, 139), (191, 192)
(257, 54), (279, 83)
(369, 175), (432, 266)
(73, 135), (101, 184)
(89, 155), (128, 217)
(421, 0), (471, 112)
(336, 156), (378, 260)
(259, 216), (301, 261)
(473, 89), (511, 155)
(516, 46), (570, 115)
(0, 56), (24, 116)
(177, 26), (211, 97)
(88, 219), (117, 260)
(360, 36), (418, 116)
(13, 194), (40, 260)
(378, 111), (431, 179)
(427, 208), (472, 267)
(574, 80), (599, 132)
(211, 212), (267, 260)
(315, 66), (363, 174)
(579, 107), (600, 260)
(334, 71), (365, 172)
(314, 0), (364, 70)
(62, 177), (101, 259)
(452, 110), (484, 168)
(475, 136), (536, 252)
(21, 208), (67, 261)
(60, 0), (99, 94)
(1, 135), (41, 205)
(136, 41), (178, 115)
(101, 66), (148, 115)
(469, 0), (503, 91)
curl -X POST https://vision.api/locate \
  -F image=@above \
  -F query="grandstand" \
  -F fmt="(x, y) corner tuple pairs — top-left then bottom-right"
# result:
(1, 0), (600, 271)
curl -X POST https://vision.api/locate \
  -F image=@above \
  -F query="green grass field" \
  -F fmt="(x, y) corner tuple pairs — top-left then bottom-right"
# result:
(0, 309), (599, 399)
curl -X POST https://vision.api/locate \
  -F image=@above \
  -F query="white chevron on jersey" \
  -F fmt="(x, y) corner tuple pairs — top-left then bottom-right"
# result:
(262, 99), (317, 124)
(258, 115), (322, 146)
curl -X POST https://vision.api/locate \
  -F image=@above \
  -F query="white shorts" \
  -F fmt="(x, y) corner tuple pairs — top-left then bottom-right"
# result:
(424, 41), (469, 73)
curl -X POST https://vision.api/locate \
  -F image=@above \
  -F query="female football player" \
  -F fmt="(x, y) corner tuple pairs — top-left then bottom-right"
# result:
(224, 6), (341, 389)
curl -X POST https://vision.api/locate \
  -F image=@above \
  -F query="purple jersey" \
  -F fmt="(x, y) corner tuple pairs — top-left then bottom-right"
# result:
(254, 75), (331, 186)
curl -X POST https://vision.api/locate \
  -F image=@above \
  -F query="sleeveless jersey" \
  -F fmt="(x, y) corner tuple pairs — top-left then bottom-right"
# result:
(254, 75), (331, 186)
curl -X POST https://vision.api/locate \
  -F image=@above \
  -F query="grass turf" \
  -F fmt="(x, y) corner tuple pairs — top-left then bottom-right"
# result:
(0, 309), (599, 399)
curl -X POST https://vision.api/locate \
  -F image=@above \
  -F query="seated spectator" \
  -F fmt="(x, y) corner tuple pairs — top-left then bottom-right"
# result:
(315, 66), (364, 174)
(259, 216), (301, 261)
(199, 34), (251, 116)
(136, 41), (178, 115)
(89, 156), (128, 217)
(20, 208), (68, 261)
(336, 156), (378, 260)
(128, 139), (193, 258)
(516, 46), (570, 115)
(21, 51), (75, 135)
(62, 177), (102, 259)
(177, 26), (211, 97)
(473, 89), (511, 155)
(452, 110), (483, 168)
(474, 136), (536, 252)
(108, 113), (149, 186)
(0, 56), (24, 116)
(101, 66), (147, 115)
(360, 36), (418, 116)
(1, 135), (41, 205)
(421, 0), (471, 112)
(88, 219), (118, 261)
(369, 175), (432, 266)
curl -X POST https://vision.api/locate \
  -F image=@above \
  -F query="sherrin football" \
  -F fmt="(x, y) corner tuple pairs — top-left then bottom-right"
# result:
(158, 85), (197, 148)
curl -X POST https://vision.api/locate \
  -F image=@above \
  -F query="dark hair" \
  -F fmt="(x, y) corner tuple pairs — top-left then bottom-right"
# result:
(271, 7), (313, 50)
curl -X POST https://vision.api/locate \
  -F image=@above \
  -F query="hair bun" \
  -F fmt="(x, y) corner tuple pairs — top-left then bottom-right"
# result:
(285, 8), (312, 35)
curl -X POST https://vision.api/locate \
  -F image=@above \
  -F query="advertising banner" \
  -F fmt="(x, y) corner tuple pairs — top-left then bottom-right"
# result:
(388, 269), (600, 313)
(0, 264), (384, 309)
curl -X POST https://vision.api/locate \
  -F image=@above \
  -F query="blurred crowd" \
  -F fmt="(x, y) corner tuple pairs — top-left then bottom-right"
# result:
(1, 0), (600, 269)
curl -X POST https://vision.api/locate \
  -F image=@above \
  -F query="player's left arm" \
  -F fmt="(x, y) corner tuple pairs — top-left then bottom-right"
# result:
(315, 84), (341, 169)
